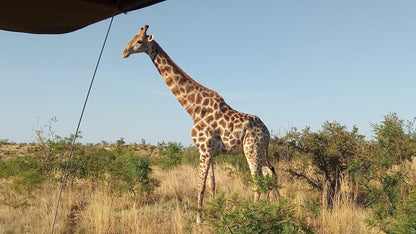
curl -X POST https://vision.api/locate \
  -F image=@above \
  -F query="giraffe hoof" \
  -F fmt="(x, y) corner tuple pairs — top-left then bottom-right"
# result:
(196, 214), (202, 224)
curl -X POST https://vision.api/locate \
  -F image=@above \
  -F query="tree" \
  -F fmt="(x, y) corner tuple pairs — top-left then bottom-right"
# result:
(373, 113), (416, 168)
(281, 122), (364, 207)
(156, 142), (184, 170)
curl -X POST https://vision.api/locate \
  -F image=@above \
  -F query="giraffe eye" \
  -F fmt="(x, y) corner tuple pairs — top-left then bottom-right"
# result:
(137, 39), (143, 44)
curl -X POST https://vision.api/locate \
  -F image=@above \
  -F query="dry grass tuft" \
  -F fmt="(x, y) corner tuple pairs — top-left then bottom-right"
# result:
(315, 176), (380, 234)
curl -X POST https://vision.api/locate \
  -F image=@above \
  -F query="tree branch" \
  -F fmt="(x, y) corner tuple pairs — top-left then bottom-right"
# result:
(287, 169), (322, 191)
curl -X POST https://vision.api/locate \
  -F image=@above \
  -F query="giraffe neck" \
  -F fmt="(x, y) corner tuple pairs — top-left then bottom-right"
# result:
(145, 41), (229, 121)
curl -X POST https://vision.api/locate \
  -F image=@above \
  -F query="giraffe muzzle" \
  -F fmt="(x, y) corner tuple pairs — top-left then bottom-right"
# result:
(122, 49), (130, 58)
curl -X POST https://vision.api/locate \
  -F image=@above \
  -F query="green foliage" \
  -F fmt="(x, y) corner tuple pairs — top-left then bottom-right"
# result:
(204, 194), (313, 234)
(157, 142), (184, 170)
(181, 146), (200, 165)
(338, 114), (416, 231)
(215, 154), (250, 174)
(0, 156), (45, 192)
(304, 198), (321, 219)
(58, 145), (160, 196)
(322, 113), (416, 231)
(33, 117), (83, 173)
(366, 168), (407, 229)
(108, 146), (160, 196)
(116, 137), (126, 146)
(214, 154), (253, 187)
(124, 153), (160, 195)
(278, 121), (364, 206)
(388, 187), (416, 233)
(3, 113), (416, 232)
(254, 174), (280, 194)
(373, 113), (416, 168)
(366, 172), (416, 233)
(62, 146), (112, 180)
(29, 117), (160, 196)
(269, 113), (416, 229)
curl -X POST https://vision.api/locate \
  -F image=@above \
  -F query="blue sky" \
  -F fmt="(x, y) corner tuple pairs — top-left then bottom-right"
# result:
(1, 1), (416, 145)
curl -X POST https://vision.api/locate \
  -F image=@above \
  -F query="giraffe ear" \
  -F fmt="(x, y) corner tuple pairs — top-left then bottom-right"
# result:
(147, 34), (154, 42)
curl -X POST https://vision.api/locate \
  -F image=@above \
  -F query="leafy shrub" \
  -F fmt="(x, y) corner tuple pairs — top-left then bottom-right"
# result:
(388, 187), (416, 233)
(349, 114), (416, 231)
(62, 146), (112, 180)
(181, 146), (200, 165)
(366, 172), (416, 233)
(58, 145), (160, 197)
(277, 122), (364, 206)
(215, 154), (250, 174)
(254, 174), (280, 195)
(32, 117), (84, 173)
(109, 146), (159, 196)
(204, 194), (313, 233)
(373, 113), (416, 168)
(0, 156), (45, 192)
(366, 168), (407, 229)
(157, 142), (184, 170)
(214, 153), (254, 188)
(125, 156), (160, 195)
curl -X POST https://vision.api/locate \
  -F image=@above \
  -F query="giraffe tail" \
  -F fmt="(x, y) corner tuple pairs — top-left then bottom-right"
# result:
(265, 147), (277, 180)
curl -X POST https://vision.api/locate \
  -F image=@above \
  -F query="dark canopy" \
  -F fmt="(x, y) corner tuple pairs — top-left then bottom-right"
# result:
(0, 0), (165, 34)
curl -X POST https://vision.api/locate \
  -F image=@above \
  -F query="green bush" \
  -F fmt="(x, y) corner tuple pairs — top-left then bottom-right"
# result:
(388, 187), (416, 233)
(204, 194), (313, 233)
(125, 156), (160, 195)
(62, 146), (112, 180)
(0, 156), (45, 192)
(109, 146), (159, 196)
(32, 117), (84, 173)
(350, 114), (416, 231)
(157, 142), (184, 170)
(56, 145), (160, 197)
(373, 113), (416, 168)
(215, 154), (250, 174)
(254, 174), (280, 194)
(181, 146), (200, 165)
(366, 173), (416, 233)
(277, 122), (364, 207)
(366, 168), (407, 229)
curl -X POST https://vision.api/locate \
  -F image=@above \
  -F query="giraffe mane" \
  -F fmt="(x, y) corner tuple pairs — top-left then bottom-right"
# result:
(153, 41), (225, 101)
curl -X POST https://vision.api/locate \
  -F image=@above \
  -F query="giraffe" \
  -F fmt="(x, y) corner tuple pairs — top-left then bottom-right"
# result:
(123, 25), (276, 223)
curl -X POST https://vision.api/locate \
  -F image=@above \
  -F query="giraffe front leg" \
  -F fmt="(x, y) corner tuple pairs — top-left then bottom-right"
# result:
(197, 152), (212, 224)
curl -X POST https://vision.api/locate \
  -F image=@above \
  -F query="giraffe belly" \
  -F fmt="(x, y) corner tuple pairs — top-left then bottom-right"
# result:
(221, 136), (244, 155)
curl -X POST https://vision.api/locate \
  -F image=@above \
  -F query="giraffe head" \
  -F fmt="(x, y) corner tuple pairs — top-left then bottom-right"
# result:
(122, 25), (154, 58)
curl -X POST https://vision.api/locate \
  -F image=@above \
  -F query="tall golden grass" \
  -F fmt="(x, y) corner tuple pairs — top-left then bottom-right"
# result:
(317, 175), (379, 234)
(0, 162), (381, 233)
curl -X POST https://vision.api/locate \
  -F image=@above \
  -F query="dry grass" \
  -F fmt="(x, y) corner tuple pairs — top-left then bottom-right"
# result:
(0, 161), (381, 233)
(0, 179), (63, 233)
(0, 143), (33, 160)
(316, 176), (380, 234)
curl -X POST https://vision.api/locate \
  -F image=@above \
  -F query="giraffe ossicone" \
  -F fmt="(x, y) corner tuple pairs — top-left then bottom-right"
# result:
(123, 25), (276, 224)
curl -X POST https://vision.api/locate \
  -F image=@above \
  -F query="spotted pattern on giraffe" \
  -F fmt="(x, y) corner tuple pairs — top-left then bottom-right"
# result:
(122, 25), (276, 224)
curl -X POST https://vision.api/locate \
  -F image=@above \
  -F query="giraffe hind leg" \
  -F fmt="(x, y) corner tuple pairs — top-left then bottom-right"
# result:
(207, 160), (216, 198)
(243, 129), (275, 202)
(243, 139), (264, 202)
(261, 165), (281, 202)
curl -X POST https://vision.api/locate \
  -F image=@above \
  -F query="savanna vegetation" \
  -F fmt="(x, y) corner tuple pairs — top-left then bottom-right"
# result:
(1, 113), (416, 233)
